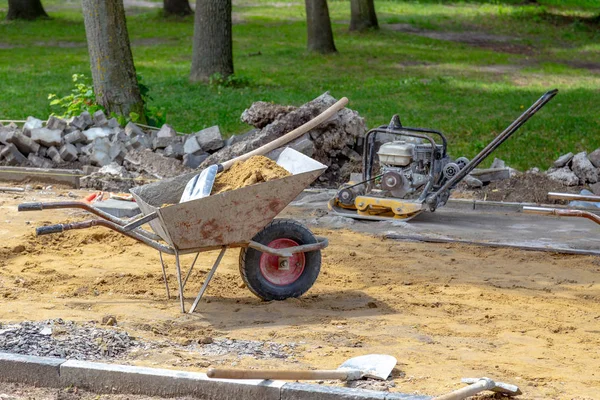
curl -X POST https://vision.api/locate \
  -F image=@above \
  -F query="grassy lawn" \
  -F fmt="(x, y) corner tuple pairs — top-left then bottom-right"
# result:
(0, 0), (599, 169)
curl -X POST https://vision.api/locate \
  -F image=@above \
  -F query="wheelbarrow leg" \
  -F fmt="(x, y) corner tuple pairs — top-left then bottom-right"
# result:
(159, 251), (171, 300)
(182, 253), (200, 290)
(174, 251), (186, 313)
(189, 247), (226, 314)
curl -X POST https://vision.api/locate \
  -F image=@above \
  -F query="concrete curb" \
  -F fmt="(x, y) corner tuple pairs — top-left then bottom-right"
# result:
(0, 166), (83, 188)
(0, 353), (431, 400)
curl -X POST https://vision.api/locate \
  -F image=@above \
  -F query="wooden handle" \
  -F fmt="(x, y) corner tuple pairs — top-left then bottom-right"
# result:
(207, 368), (351, 380)
(221, 96), (349, 171)
(433, 380), (492, 400)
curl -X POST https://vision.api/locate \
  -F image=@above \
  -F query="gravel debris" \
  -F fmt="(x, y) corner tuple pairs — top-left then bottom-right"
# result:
(193, 338), (297, 359)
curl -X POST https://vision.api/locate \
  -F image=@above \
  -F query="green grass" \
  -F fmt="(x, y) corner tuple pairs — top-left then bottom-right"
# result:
(0, 0), (599, 169)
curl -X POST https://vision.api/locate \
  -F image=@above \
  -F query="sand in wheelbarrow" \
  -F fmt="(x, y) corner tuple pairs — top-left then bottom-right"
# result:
(211, 155), (291, 195)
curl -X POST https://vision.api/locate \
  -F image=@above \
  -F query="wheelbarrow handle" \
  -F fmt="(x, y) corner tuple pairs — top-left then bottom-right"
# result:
(36, 224), (65, 236)
(18, 202), (43, 212)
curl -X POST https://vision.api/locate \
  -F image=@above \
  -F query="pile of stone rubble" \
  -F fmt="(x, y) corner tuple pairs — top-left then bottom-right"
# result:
(546, 150), (600, 194)
(0, 92), (366, 190)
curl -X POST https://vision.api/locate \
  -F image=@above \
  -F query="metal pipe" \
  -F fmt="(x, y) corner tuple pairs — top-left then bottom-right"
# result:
(175, 252), (185, 313)
(159, 252), (171, 300)
(431, 89), (558, 201)
(189, 247), (227, 314)
(182, 253), (200, 289)
(34, 219), (175, 254)
(523, 206), (600, 226)
(548, 192), (600, 203)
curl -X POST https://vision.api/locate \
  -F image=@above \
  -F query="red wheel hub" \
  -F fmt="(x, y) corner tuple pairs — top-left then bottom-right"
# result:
(259, 238), (305, 285)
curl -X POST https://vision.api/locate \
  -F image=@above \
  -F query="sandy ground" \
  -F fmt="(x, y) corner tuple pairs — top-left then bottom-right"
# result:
(0, 187), (599, 400)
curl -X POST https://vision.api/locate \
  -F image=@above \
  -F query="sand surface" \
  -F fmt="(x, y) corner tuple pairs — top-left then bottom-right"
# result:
(0, 188), (599, 399)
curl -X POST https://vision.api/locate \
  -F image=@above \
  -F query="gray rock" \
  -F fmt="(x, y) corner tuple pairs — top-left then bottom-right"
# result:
(27, 153), (53, 169)
(588, 148), (600, 168)
(156, 124), (177, 138)
(183, 135), (202, 154)
(571, 151), (598, 184)
(83, 165), (101, 175)
(70, 112), (93, 130)
(109, 142), (127, 164)
(107, 117), (120, 129)
(46, 116), (67, 131)
(1, 144), (28, 165)
(194, 125), (224, 152)
(90, 138), (112, 167)
(241, 102), (297, 129)
(553, 152), (573, 168)
(46, 146), (63, 164)
(288, 133), (315, 157)
(590, 182), (600, 196)
(124, 122), (144, 137)
(30, 128), (62, 147)
(93, 110), (108, 127)
(152, 136), (176, 150)
(59, 143), (79, 162)
(83, 127), (111, 142)
(163, 142), (186, 159)
(490, 157), (506, 169)
(464, 175), (483, 188)
(22, 116), (43, 131)
(182, 152), (209, 169)
(78, 154), (91, 166)
(64, 130), (87, 144)
(37, 146), (48, 158)
(7, 132), (40, 155)
(127, 134), (151, 150)
(547, 166), (580, 186)
(80, 143), (94, 156)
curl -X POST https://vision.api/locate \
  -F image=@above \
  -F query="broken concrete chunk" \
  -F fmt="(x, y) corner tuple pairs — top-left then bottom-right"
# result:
(571, 151), (598, 184)
(109, 142), (127, 164)
(64, 130), (87, 144)
(490, 158), (506, 169)
(588, 148), (600, 168)
(464, 175), (483, 188)
(70, 111), (93, 130)
(163, 142), (185, 159)
(287, 133), (315, 157)
(547, 166), (580, 186)
(90, 138), (112, 167)
(128, 134), (151, 150)
(124, 122), (144, 138)
(59, 143), (78, 162)
(1, 144), (28, 165)
(80, 143), (94, 156)
(184, 135), (202, 154)
(553, 152), (573, 168)
(93, 110), (108, 127)
(240, 102), (297, 129)
(6, 132), (40, 155)
(83, 127), (111, 142)
(590, 182), (600, 196)
(194, 125), (224, 152)
(156, 124), (177, 138)
(46, 116), (67, 131)
(46, 146), (63, 164)
(30, 128), (62, 148)
(23, 116), (43, 131)
(182, 152), (209, 169)
(107, 117), (120, 129)
(37, 146), (48, 158)
(470, 168), (510, 183)
(82, 165), (100, 175)
(27, 153), (54, 169)
(152, 136), (176, 150)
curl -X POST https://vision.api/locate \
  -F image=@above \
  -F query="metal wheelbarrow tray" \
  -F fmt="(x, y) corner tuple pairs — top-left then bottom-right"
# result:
(18, 148), (329, 313)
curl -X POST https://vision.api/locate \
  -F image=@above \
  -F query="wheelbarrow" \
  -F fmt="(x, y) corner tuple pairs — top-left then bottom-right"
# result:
(18, 148), (328, 313)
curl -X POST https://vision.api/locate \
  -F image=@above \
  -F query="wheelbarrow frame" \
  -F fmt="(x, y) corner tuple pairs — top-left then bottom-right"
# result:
(18, 148), (329, 313)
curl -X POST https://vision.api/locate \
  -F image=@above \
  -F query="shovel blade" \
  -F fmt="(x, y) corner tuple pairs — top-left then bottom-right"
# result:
(339, 354), (397, 380)
(179, 165), (219, 203)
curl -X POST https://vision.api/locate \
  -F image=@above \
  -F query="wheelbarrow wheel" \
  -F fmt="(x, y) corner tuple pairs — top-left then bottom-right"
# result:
(239, 219), (321, 301)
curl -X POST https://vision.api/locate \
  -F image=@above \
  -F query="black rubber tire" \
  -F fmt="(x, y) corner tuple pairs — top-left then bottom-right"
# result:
(239, 219), (321, 301)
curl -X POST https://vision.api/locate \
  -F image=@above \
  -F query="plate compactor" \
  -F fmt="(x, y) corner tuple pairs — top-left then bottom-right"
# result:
(329, 89), (558, 221)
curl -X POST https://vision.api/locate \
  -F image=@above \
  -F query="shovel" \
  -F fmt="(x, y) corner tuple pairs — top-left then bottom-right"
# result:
(180, 96), (349, 203)
(207, 354), (397, 381)
(432, 377), (522, 400)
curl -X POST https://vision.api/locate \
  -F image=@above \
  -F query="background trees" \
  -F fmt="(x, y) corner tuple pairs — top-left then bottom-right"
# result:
(163, 0), (192, 17)
(349, 0), (378, 31)
(305, 0), (337, 54)
(6, 0), (48, 20)
(81, 0), (145, 121)
(190, 0), (234, 82)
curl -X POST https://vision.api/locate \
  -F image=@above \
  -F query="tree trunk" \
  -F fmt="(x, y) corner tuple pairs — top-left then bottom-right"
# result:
(81, 0), (145, 121)
(163, 0), (192, 17)
(190, 0), (233, 82)
(305, 0), (336, 54)
(6, 0), (48, 20)
(349, 0), (378, 31)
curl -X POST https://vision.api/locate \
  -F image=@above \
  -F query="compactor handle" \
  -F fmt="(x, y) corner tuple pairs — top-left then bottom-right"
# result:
(36, 225), (65, 236)
(18, 203), (43, 212)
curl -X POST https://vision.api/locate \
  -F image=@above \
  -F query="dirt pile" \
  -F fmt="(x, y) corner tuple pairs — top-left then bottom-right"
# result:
(211, 155), (290, 195)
